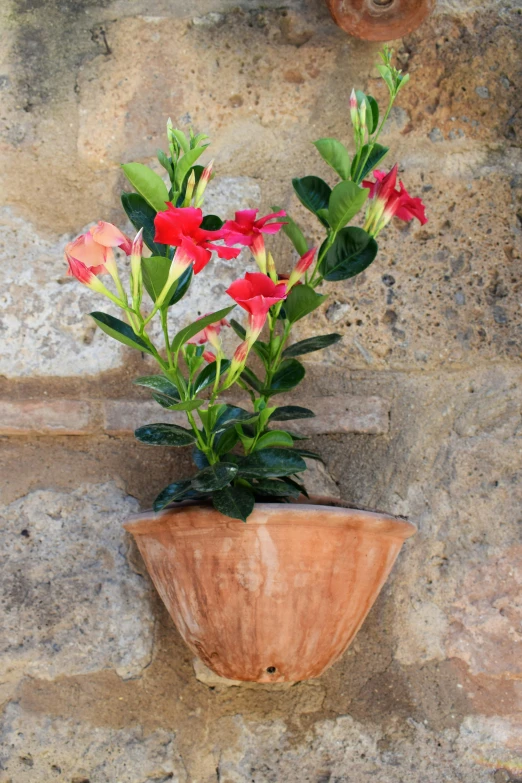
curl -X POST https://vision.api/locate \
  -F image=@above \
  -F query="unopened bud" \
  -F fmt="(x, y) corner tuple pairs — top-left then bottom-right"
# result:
(266, 251), (277, 282)
(130, 228), (144, 304)
(194, 160), (214, 208)
(183, 170), (197, 206)
(350, 89), (359, 130)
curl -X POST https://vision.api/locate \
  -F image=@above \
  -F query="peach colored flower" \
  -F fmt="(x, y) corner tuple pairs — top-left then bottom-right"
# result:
(65, 221), (132, 277)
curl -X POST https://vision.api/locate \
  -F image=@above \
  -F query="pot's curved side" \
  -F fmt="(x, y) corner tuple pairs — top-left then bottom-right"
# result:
(125, 503), (415, 682)
(325, 0), (434, 42)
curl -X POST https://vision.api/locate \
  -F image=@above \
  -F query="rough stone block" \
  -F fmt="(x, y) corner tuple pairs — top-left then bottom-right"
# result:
(0, 400), (94, 435)
(0, 703), (181, 783)
(103, 400), (187, 432)
(0, 483), (153, 684)
(286, 395), (390, 436)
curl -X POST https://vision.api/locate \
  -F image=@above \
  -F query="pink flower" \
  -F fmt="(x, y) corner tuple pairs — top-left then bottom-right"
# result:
(154, 205), (240, 274)
(203, 350), (217, 363)
(287, 247), (317, 289)
(65, 221), (132, 276)
(226, 272), (287, 340)
(188, 316), (230, 350)
(222, 209), (286, 247)
(363, 165), (427, 236)
(228, 340), (249, 378)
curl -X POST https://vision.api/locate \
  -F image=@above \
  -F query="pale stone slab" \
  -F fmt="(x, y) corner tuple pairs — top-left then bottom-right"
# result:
(104, 395), (390, 436)
(0, 702), (182, 783)
(286, 395), (390, 436)
(0, 483), (153, 683)
(0, 400), (94, 435)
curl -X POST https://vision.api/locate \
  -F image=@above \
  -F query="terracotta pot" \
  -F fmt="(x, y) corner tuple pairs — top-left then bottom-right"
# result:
(325, 0), (434, 42)
(124, 501), (416, 683)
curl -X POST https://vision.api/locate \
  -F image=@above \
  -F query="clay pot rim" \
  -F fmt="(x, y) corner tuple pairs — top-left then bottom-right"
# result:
(124, 497), (416, 541)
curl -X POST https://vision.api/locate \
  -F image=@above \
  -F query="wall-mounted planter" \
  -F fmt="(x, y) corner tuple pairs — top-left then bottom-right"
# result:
(125, 500), (416, 683)
(326, 0), (434, 42)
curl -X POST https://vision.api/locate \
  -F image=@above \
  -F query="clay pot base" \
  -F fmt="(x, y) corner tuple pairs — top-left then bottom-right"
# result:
(326, 0), (435, 41)
(125, 501), (416, 683)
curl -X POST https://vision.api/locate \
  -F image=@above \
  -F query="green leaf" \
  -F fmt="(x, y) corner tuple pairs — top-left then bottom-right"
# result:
(175, 146), (209, 190)
(212, 485), (255, 522)
(252, 478), (301, 499)
(166, 399), (205, 411)
(193, 359), (231, 394)
(352, 143), (389, 183)
(238, 448), (307, 478)
(171, 306), (236, 354)
(214, 427), (240, 456)
(167, 266), (193, 307)
(201, 214), (224, 231)
(294, 448), (325, 464)
(240, 367), (263, 393)
(282, 475), (308, 498)
(366, 95), (379, 135)
(157, 149), (174, 180)
(267, 359), (305, 394)
(121, 163), (170, 213)
(90, 312), (152, 354)
(270, 406), (315, 422)
(134, 423), (196, 446)
(171, 128), (190, 154)
(292, 176), (332, 228)
(153, 480), (194, 511)
(141, 256), (172, 303)
(213, 406), (258, 434)
(121, 193), (167, 257)
(254, 430), (294, 450)
(377, 64), (395, 95)
(133, 375), (180, 402)
(313, 138), (351, 180)
(271, 205), (308, 256)
(282, 333), (341, 358)
(328, 181), (369, 232)
(320, 227), (378, 282)
(284, 284), (327, 323)
(191, 463), (238, 492)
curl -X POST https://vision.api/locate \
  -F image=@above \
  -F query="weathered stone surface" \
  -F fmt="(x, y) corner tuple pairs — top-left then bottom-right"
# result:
(0, 483), (153, 684)
(0, 702), (181, 783)
(0, 400), (94, 435)
(286, 394), (390, 435)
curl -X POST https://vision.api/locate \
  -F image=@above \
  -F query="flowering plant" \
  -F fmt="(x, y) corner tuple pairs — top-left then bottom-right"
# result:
(66, 48), (426, 521)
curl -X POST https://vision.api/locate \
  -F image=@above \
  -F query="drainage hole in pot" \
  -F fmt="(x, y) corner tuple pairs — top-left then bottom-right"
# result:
(266, 666), (277, 674)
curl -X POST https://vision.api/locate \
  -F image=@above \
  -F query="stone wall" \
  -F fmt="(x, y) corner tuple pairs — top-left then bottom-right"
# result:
(1, 0), (521, 781)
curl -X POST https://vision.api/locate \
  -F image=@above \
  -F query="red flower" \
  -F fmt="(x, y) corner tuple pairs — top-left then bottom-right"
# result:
(202, 350), (217, 363)
(226, 272), (287, 339)
(154, 205), (240, 274)
(363, 165), (427, 235)
(222, 209), (286, 247)
(188, 316), (230, 349)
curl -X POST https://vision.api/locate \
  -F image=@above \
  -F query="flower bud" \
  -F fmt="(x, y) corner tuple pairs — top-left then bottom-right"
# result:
(130, 228), (144, 306)
(183, 170), (197, 207)
(228, 340), (250, 380)
(287, 247), (317, 290)
(350, 89), (359, 131)
(358, 98), (367, 133)
(194, 160), (214, 208)
(266, 251), (277, 282)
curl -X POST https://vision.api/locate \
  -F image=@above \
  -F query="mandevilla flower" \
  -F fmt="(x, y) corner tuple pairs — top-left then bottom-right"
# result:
(363, 164), (427, 237)
(286, 247), (317, 290)
(188, 316), (230, 350)
(66, 256), (122, 304)
(222, 209), (286, 247)
(65, 221), (132, 277)
(226, 272), (287, 342)
(154, 205), (240, 274)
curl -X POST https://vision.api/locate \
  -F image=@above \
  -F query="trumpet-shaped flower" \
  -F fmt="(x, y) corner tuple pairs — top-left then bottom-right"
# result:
(65, 221), (132, 277)
(222, 209), (286, 247)
(154, 205), (240, 274)
(188, 316), (230, 350)
(363, 165), (427, 236)
(226, 272), (287, 342)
